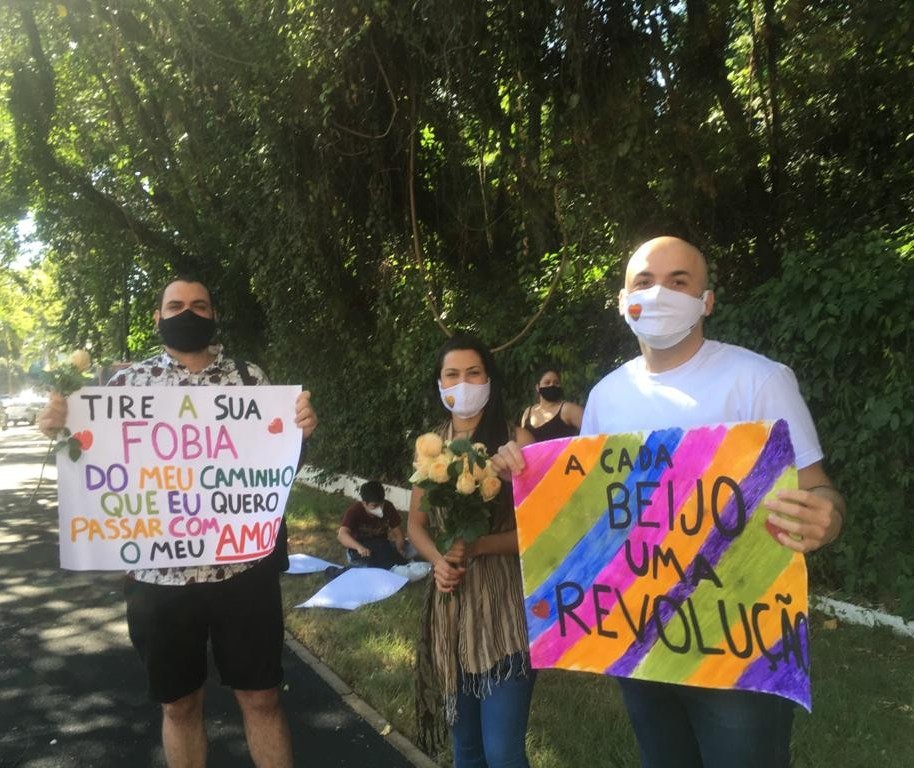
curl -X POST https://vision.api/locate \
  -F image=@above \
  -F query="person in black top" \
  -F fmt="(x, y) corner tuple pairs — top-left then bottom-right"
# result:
(520, 368), (583, 442)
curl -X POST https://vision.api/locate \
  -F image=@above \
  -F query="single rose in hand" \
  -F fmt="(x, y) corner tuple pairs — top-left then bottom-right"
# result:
(43, 349), (93, 397)
(69, 349), (92, 372)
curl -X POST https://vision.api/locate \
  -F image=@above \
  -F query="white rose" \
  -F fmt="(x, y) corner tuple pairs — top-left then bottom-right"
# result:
(409, 455), (432, 483)
(415, 432), (444, 458)
(480, 475), (502, 501)
(427, 455), (451, 484)
(456, 472), (477, 495)
(69, 349), (92, 372)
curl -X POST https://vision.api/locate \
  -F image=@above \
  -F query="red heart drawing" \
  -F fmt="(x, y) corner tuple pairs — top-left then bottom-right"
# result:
(267, 418), (283, 434)
(73, 430), (93, 451)
(628, 304), (642, 320)
(531, 600), (550, 619)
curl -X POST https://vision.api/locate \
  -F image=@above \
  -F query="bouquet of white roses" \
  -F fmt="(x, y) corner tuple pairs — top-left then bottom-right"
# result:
(410, 432), (502, 554)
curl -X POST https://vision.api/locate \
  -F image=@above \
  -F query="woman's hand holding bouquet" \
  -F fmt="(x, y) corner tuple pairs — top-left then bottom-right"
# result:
(410, 432), (502, 593)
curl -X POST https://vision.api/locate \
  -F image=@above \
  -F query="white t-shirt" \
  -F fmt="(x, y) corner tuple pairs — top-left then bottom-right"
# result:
(581, 339), (823, 469)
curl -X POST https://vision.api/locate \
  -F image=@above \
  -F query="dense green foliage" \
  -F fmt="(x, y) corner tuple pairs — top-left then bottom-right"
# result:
(712, 228), (914, 613)
(0, 230), (59, 394)
(1, 2), (912, 609)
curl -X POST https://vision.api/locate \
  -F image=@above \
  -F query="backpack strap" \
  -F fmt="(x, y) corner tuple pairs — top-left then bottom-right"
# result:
(234, 359), (257, 386)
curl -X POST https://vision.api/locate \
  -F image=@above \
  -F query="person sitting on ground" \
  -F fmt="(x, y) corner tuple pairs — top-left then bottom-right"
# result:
(520, 367), (583, 442)
(338, 481), (409, 569)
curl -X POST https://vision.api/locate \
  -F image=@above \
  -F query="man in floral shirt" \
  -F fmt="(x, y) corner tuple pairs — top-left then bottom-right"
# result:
(40, 277), (317, 768)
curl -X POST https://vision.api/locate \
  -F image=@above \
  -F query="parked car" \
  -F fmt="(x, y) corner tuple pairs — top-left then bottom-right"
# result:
(5, 396), (45, 426)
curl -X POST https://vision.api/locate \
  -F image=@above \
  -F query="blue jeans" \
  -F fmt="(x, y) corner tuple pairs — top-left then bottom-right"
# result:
(618, 678), (794, 768)
(451, 654), (536, 768)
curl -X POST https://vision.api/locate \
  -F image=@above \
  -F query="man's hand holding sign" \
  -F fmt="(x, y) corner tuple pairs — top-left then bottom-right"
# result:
(494, 438), (843, 556)
(501, 422), (815, 710)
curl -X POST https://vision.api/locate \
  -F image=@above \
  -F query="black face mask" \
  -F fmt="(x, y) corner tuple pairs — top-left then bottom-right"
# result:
(158, 309), (216, 352)
(538, 385), (564, 403)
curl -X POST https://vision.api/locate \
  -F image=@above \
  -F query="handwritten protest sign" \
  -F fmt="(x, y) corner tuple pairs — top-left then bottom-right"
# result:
(57, 386), (302, 571)
(513, 420), (810, 710)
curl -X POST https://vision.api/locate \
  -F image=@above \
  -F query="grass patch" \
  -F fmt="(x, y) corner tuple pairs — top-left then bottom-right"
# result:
(283, 486), (914, 767)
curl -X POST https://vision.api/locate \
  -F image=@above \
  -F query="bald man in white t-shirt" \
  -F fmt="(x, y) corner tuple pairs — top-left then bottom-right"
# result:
(494, 237), (845, 768)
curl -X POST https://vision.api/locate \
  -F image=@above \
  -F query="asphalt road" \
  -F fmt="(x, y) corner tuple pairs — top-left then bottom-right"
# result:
(0, 424), (424, 768)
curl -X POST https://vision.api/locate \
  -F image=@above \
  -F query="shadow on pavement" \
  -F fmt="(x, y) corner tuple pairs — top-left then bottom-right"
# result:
(0, 429), (420, 767)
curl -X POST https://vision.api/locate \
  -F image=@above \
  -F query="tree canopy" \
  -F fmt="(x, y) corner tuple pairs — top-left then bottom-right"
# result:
(1, 1), (912, 611)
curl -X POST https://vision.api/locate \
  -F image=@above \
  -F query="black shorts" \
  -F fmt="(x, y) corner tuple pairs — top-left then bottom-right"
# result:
(124, 559), (284, 703)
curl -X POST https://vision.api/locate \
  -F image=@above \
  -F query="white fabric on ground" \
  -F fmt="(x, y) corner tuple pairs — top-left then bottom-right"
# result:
(286, 553), (340, 574)
(297, 567), (409, 610)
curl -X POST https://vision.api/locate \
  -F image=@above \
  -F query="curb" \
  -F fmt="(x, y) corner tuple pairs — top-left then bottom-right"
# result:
(812, 596), (914, 639)
(284, 633), (440, 768)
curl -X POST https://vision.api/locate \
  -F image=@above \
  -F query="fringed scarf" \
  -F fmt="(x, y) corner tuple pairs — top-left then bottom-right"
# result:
(415, 432), (530, 754)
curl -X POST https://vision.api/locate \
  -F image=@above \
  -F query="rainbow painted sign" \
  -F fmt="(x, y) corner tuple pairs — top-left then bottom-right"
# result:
(513, 420), (810, 710)
(57, 386), (302, 571)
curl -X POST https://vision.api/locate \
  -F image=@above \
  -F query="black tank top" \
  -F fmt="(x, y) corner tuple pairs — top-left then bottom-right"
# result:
(523, 403), (579, 442)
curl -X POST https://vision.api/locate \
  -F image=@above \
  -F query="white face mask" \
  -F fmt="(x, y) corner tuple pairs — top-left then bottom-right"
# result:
(619, 285), (710, 350)
(364, 503), (384, 518)
(438, 380), (491, 419)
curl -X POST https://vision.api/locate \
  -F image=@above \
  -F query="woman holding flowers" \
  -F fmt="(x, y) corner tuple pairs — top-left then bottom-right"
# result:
(408, 333), (535, 768)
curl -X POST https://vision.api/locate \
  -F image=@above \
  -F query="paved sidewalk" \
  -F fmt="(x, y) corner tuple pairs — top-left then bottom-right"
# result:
(0, 426), (434, 767)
